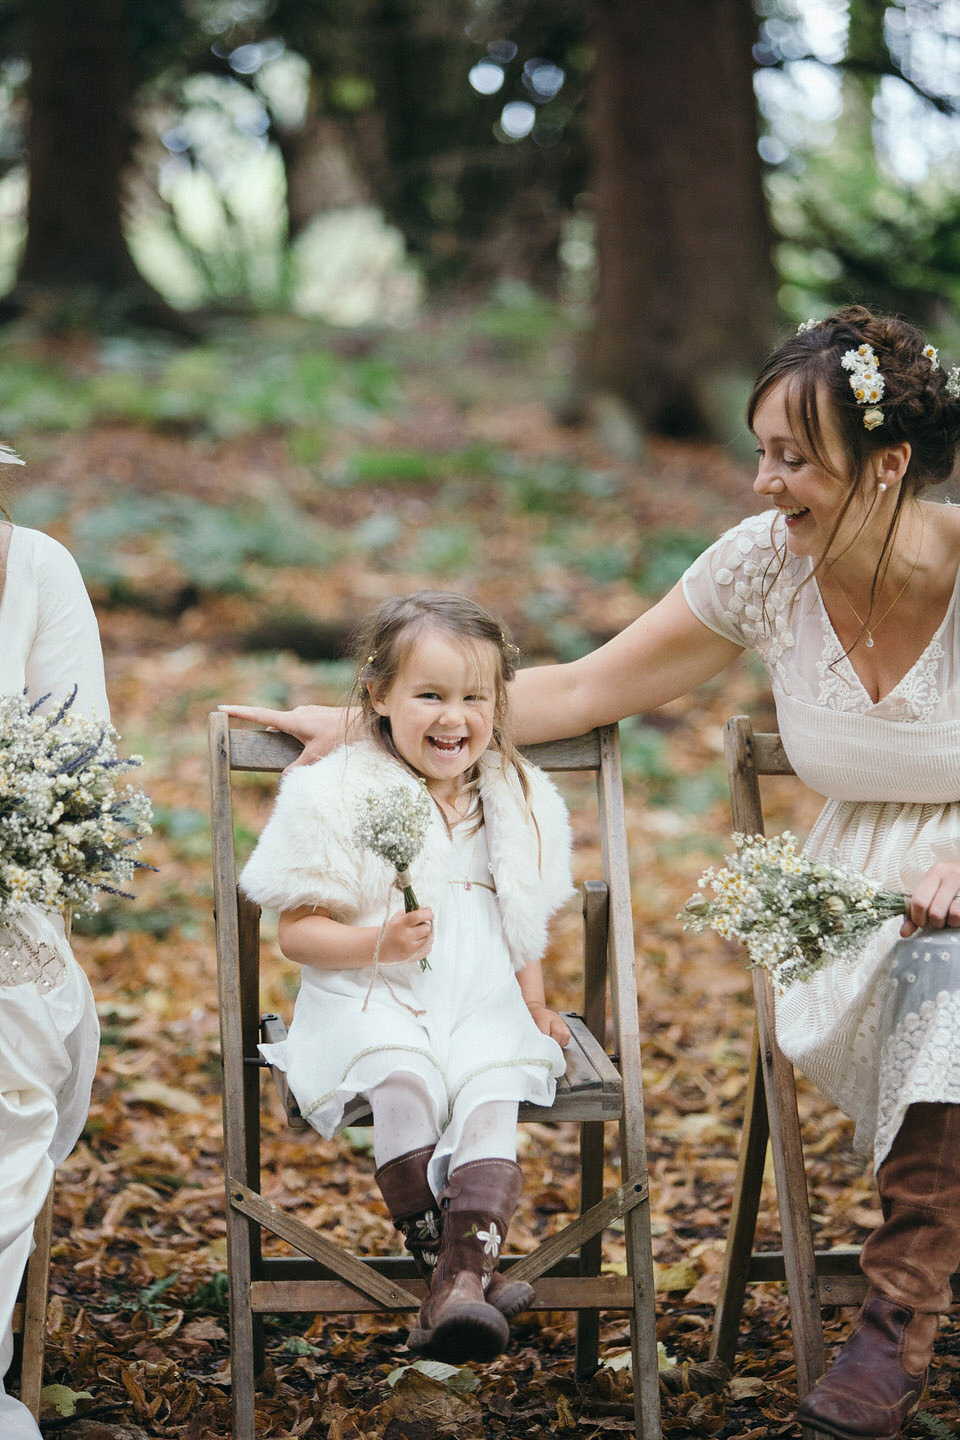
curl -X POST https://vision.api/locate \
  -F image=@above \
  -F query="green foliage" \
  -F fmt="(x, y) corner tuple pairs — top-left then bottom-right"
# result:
(915, 1413), (958, 1440)
(634, 531), (714, 596)
(0, 338), (401, 441)
(498, 455), (620, 515)
(68, 492), (338, 593)
(618, 720), (727, 814)
(520, 590), (593, 662)
(188, 1270), (229, 1316)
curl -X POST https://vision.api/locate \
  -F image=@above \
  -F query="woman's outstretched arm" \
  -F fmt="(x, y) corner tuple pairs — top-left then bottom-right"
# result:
(221, 583), (742, 757)
(508, 582), (744, 743)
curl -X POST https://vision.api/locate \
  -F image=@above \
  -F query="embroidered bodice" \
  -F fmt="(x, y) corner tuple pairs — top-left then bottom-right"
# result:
(682, 510), (960, 892)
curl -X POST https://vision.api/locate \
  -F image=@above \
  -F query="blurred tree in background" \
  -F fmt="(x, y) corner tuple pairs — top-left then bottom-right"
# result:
(1, 1), (959, 437)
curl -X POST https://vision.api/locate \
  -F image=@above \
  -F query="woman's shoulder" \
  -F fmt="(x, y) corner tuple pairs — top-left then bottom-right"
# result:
(8, 524), (83, 575)
(686, 509), (802, 586)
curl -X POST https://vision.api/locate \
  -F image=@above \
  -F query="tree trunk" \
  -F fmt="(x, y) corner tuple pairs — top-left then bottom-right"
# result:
(4, 0), (189, 332)
(589, 0), (776, 438)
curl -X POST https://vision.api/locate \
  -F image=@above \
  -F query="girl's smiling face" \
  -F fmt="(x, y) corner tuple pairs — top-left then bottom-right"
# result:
(370, 629), (497, 801)
(752, 379), (869, 559)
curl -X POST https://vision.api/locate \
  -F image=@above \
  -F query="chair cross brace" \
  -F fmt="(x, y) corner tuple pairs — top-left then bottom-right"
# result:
(229, 1170), (649, 1307)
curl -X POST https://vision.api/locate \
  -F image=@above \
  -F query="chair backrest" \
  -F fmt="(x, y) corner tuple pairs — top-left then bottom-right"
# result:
(207, 716), (643, 1156)
(724, 715), (795, 833)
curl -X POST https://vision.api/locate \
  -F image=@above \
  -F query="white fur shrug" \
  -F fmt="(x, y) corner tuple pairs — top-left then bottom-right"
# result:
(239, 739), (574, 974)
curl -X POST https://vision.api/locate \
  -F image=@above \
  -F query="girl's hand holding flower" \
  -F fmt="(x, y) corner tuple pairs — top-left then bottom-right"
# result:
(382, 906), (434, 967)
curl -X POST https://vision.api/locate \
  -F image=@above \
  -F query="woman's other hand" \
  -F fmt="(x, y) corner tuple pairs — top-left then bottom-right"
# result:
(219, 703), (346, 766)
(901, 861), (960, 935)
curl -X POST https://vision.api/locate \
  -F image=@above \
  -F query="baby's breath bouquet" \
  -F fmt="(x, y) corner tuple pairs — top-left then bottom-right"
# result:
(0, 688), (152, 929)
(354, 780), (433, 969)
(681, 831), (906, 989)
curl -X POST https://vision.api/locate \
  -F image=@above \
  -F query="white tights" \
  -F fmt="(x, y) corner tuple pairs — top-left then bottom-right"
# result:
(368, 1072), (518, 1179)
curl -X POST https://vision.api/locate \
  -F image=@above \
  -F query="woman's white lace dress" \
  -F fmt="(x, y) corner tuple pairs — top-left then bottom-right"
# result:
(683, 508), (960, 1170)
(0, 524), (107, 1437)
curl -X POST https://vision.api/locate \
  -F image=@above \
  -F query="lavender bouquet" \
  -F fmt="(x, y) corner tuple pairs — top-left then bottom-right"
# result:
(354, 780), (433, 969)
(0, 688), (152, 929)
(681, 831), (906, 989)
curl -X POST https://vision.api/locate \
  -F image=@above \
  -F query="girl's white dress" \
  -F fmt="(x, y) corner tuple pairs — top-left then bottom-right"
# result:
(240, 739), (572, 1193)
(0, 524), (107, 1438)
(683, 508), (960, 1170)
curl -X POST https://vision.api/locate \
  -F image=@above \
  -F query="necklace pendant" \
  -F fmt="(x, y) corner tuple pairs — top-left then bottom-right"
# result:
(464, 881), (472, 891)
(865, 636), (875, 648)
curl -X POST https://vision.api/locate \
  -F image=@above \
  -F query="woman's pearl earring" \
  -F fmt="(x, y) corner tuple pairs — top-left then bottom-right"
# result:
(878, 482), (887, 492)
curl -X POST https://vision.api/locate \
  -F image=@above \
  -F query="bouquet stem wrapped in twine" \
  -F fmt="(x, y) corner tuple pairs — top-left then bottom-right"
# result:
(355, 782), (434, 998)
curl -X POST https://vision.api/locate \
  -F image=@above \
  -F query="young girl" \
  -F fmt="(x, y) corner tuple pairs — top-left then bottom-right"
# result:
(239, 591), (572, 1363)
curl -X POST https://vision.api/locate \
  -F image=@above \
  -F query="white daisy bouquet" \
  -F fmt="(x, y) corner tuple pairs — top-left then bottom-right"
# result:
(681, 831), (906, 989)
(354, 780), (433, 969)
(0, 687), (153, 929)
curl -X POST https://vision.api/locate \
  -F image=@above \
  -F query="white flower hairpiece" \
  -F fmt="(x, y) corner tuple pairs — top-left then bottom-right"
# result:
(947, 366), (960, 400)
(923, 344), (939, 371)
(841, 343), (885, 428)
(797, 318), (820, 333)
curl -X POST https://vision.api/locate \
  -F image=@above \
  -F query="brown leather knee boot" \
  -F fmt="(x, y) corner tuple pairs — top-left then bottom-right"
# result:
(797, 1102), (960, 1440)
(375, 1145), (443, 1279)
(406, 1158), (526, 1363)
(375, 1147), (534, 1319)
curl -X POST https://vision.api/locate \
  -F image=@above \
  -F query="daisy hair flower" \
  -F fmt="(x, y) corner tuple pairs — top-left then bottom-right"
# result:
(841, 343), (885, 426)
(680, 832), (905, 989)
(0, 687), (152, 930)
(355, 780), (433, 968)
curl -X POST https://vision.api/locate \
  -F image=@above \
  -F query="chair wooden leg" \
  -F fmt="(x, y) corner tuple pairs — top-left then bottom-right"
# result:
(20, 1184), (54, 1419)
(575, 1119), (604, 1380)
(226, 1184), (258, 1440)
(618, 1115), (661, 1440)
(753, 971), (825, 1399)
(710, 1023), (769, 1369)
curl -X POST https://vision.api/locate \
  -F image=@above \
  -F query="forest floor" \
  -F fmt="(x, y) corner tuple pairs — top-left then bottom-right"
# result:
(5, 301), (959, 1439)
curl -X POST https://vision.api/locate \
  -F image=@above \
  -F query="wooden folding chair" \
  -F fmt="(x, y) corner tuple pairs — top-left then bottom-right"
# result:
(11, 1184), (54, 1419)
(209, 713), (661, 1440)
(709, 715), (960, 1412)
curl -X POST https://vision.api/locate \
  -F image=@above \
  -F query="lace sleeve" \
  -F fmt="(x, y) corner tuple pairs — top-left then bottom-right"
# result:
(681, 511), (804, 676)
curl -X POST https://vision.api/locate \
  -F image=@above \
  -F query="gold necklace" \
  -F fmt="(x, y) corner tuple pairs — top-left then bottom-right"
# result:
(829, 513), (924, 649)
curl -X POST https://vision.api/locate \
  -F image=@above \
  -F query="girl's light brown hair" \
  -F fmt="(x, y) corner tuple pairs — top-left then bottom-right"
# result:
(345, 590), (532, 821)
